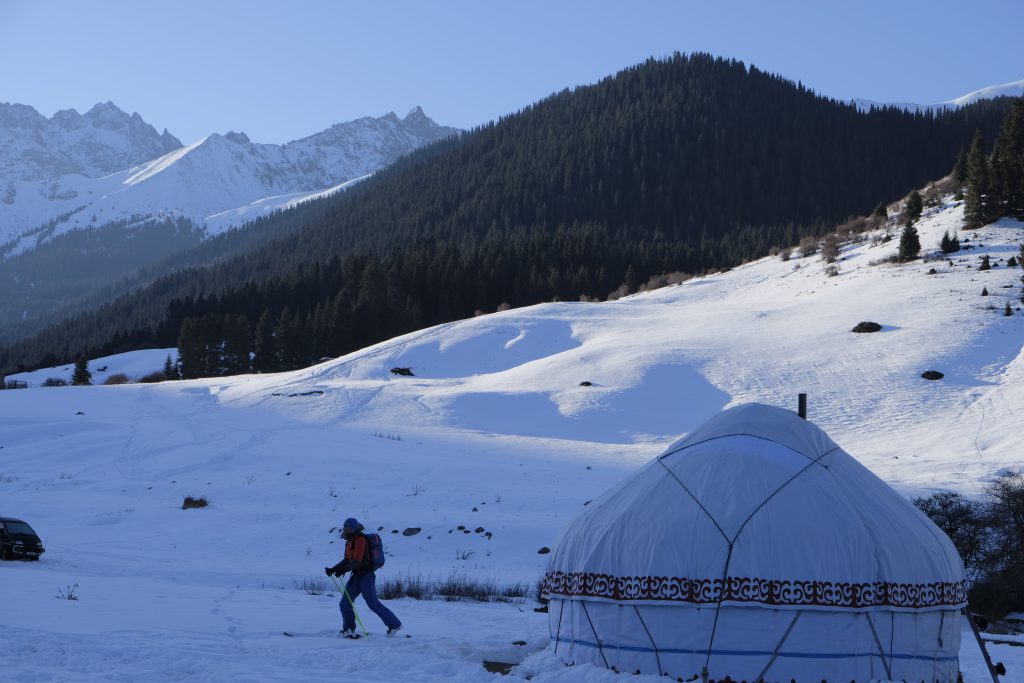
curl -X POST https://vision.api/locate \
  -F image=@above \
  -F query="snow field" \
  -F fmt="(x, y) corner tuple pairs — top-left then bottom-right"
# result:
(2, 197), (1023, 680)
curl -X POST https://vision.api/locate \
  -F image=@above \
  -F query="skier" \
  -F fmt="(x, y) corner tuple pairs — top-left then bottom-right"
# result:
(325, 517), (402, 638)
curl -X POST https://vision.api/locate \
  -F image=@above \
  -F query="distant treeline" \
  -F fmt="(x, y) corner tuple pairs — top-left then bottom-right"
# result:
(0, 52), (1015, 375)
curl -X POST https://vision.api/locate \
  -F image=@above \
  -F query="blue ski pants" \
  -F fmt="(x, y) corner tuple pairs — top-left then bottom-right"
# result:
(340, 571), (400, 631)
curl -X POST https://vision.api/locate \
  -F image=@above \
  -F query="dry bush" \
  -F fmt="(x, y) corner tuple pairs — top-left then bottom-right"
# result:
(138, 371), (166, 384)
(798, 235), (819, 258)
(820, 234), (840, 263)
(836, 215), (874, 234)
(103, 373), (130, 385)
(181, 495), (209, 509)
(638, 271), (690, 292)
(934, 174), (959, 196)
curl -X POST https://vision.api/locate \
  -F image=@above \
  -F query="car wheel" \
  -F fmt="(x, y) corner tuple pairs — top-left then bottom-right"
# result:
(0, 546), (9, 561)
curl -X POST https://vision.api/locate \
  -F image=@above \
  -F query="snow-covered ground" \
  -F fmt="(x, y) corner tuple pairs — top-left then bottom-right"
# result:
(9, 348), (177, 387)
(2, 198), (1023, 680)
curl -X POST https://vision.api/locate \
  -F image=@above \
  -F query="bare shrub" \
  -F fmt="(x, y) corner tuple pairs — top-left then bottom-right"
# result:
(56, 583), (79, 601)
(42, 377), (67, 387)
(934, 174), (959, 196)
(294, 576), (330, 595)
(820, 234), (840, 263)
(181, 495), (209, 509)
(835, 215), (880, 235)
(103, 373), (130, 385)
(916, 471), (1024, 618)
(377, 573), (531, 603)
(798, 235), (819, 257)
(378, 573), (430, 600)
(138, 371), (167, 384)
(637, 271), (690, 292)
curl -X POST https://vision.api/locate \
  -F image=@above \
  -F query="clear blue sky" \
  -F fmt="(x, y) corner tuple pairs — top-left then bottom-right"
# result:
(2, 0), (1021, 144)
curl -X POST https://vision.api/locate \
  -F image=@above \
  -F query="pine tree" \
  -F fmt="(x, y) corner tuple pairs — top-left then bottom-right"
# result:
(898, 221), (921, 261)
(995, 99), (1024, 217)
(964, 131), (990, 228)
(1005, 301), (1014, 316)
(221, 314), (250, 375)
(252, 309), (277, 373)
(953, 145), (968, 184)
(162, 354), (178, 380)
(980, 255), (991, 271)
(981, 286), (989, 296)
(906, 190), (923, 222)
(71, 354), (91, 386)
(940, 230), (960, 254)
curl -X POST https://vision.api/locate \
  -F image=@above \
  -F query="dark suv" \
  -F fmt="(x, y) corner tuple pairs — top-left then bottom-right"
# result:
(0, 517), (45, 561)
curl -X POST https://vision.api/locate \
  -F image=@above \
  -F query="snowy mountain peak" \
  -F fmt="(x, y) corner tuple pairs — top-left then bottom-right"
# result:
(0, 101), (183, 185)
(223, 131), (252, 146)
(0, 106), (462, 248)
(851, 76), (1024, 113)
(946, 78), (1024, 107)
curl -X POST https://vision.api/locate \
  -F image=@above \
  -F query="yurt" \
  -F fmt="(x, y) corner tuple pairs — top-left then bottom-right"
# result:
(542, 403), (966, 682)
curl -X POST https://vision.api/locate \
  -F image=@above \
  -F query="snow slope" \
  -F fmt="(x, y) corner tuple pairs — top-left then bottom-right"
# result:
(850, 77), (1024, 113)
(2, 199), (1022, 681)
(0, 107), (458, 252)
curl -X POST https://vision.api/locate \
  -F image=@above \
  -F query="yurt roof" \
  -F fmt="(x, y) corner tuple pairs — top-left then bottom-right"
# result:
(544, 403), (967, 612)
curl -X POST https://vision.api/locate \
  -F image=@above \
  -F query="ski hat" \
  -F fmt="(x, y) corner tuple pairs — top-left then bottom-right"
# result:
(343, 517), (361, 530)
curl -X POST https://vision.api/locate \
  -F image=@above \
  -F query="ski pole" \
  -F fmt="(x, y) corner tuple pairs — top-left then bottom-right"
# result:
(330, 573), (369, 637)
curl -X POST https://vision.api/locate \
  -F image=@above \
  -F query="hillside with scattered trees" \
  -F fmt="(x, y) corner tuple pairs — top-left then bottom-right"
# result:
(0, 53), (1016, 376)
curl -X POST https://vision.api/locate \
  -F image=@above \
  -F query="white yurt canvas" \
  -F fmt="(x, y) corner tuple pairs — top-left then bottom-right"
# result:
(542, 403), (966, 682)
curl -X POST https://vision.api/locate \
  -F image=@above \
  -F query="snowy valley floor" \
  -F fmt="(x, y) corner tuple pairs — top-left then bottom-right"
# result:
(3, 198), (1023, 681)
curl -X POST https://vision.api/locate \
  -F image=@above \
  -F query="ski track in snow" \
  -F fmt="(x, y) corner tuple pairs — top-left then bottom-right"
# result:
(3, 198), (1024, 681)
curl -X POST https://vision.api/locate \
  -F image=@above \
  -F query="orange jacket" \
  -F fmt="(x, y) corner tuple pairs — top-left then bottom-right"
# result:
(334, 533), (371, 574)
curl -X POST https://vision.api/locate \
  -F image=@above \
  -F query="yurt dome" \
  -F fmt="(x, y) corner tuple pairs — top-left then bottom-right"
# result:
(542, 403), (966, 682)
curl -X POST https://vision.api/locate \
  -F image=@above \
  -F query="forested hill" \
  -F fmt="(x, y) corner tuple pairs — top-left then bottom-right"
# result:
(0, 53), (1014, 374)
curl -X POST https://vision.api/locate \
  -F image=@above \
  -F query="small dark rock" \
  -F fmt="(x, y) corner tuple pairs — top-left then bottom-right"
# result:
(472, 507), (478, 512)
(538, 546), (551, 554)
(378, 526), (384, 531)
(463, 529), (471, 534)
(474, 527), (485, 533)
(457, 525), (465, 530)
(512, 640), (527, 646)
(852, 321), (882, 333)
(75, 411), (85, 415)
(402, 527), (421, 537)
(391, 529), (399, 534)
(579, 381), (592, 387)
(390, 367), (415, 377)
(927, 268), (937, 275)
(485, 532), (493, 539)
(921, 370), (944, 381)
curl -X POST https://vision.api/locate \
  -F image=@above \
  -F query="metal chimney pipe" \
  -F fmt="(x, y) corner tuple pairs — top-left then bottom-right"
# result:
(798, 393), (807, 420)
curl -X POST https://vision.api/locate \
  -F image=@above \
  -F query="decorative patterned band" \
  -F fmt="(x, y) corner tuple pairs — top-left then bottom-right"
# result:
(541, 571), (967, 609)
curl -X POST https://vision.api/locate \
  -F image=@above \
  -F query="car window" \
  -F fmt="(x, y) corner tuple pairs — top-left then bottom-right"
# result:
(5, 521), (35, 536)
